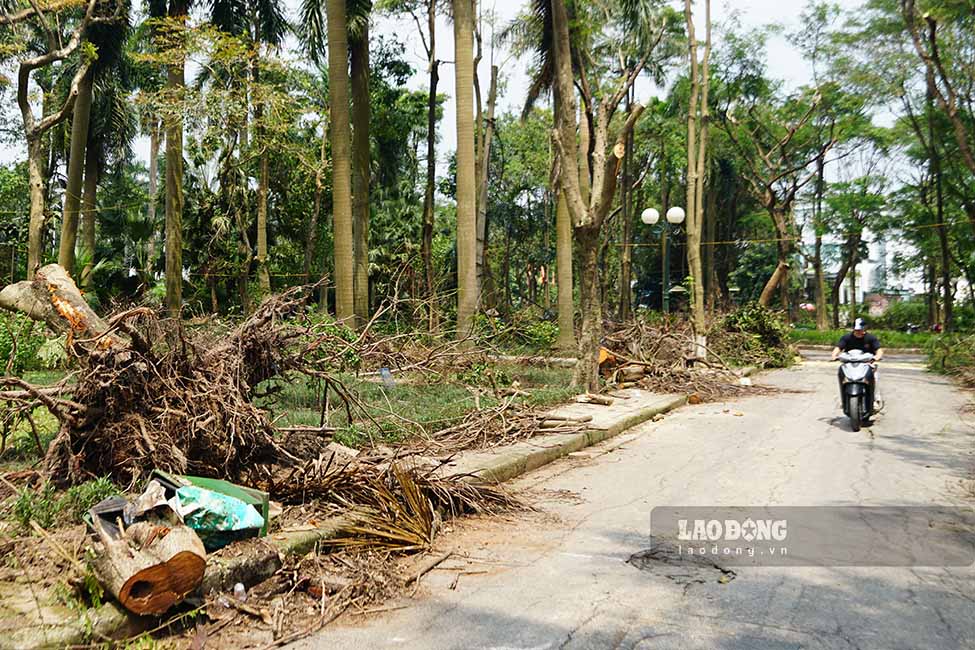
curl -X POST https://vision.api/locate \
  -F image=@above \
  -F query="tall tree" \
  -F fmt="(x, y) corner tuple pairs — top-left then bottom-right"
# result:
(147, 0), (191, 314)
(58, 67), (93, 276)
(683, 0), (711, 357)
(351, 16), (371, 325)
(453, 0), (478, 338)
(377, 0), (440, 326)
(500, 0), (576, 350)
(901, 0), (975, 182)
(3, 0), (121, 279)
(550, 0), (667, 389)
(325, 0), (355, 321)
(716, 29), (838, 310)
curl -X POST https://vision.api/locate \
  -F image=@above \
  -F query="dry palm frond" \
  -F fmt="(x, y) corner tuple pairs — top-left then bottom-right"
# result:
(262, 458), (521, 551)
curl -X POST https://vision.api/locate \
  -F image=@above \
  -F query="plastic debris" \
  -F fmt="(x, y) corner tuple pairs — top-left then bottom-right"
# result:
(176, 485), (266, 551)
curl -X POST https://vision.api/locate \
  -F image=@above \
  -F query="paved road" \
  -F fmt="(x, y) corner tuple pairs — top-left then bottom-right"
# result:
(294, 355), (975, 650)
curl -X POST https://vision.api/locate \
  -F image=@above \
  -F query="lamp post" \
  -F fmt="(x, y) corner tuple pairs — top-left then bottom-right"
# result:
(641, 207), (686, 312)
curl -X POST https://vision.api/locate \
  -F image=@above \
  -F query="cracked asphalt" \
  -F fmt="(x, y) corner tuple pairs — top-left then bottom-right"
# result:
(291, 352), (975, 649)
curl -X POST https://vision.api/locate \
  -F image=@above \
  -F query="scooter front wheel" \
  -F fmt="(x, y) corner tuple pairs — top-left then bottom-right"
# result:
(849, 396), (862, 432)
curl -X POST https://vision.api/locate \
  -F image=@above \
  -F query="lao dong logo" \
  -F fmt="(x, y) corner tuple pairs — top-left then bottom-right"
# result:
(677, 518), (788, 542)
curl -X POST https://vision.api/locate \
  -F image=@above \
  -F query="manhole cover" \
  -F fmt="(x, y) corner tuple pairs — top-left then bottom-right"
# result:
(628, 541), (736, 585)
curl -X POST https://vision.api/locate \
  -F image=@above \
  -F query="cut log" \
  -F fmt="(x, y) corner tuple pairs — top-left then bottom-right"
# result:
(574, 393), (614, 406)
(91, 516), (207, 616)
(619, 366), (646, 381)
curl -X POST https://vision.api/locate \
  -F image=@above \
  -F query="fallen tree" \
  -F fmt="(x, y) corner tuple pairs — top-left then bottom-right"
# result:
(0, 264), (308, 486)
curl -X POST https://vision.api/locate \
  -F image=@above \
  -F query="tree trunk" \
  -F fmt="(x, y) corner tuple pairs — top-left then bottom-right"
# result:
(327, 0), (354, 322)
(704, 180), (719, 308)
(813, 156), (829, 330)
(757, 207), (792, 308)
(935, 182), (952, 331)
(475, 65), (498, 293)
(918, 75), (952, 331)
(164, 48), (186, 315)
(553, 92), (576, 353)
(421, 1), (438, 330)
(759, 262), (789, 307)
(145, 120), (161, 285)
(453, 0), (478, 338)
(26, 137), (47, 280)
(80, 144), (98, 290)
(848, 252), (857, 322)
(256, 148), (271, 298)
(829, 234), (858, 328)
(305, 121), (327, 284)
(58, 69), (93, 276)
(503, 221), (511, 314)
(684, 0), (710, 358)
(573, 226), (601, 391)
(351, 28), (371, 326)
(618, 126), (632, 321)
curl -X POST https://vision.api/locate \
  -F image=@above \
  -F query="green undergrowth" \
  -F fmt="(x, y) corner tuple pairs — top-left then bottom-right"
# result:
(2, 476), (119, 534)
(926, 334), (975, 386)
(788, 328), (936, 349)
(266, 362), (577, 448)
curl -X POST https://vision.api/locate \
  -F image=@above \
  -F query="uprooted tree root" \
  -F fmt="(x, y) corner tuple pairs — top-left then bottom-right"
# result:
(0, 265), (327, 487)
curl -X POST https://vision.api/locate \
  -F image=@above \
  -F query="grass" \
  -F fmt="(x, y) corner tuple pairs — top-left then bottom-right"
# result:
(788, 328), (937, 349)
(266, 362), (578, 448)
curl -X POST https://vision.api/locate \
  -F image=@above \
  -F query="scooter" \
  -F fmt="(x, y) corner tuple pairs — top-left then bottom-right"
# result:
(835, 350), (877, 432)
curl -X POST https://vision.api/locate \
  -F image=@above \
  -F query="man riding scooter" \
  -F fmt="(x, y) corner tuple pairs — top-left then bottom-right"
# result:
(831, 318), (885, 423)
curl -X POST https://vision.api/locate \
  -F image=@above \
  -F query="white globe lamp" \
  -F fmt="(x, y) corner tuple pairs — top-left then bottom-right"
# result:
(641, 208), (660, 225)
(666, 206), (686, 224)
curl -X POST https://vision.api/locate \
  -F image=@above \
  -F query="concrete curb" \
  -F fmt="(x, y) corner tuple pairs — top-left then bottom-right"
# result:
(14, 393), (688, 647)
(440, 393), (687, 484)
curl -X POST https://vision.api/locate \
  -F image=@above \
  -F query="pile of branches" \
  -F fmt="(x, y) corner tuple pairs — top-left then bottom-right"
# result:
(602, 310), (789, 402)
(418, 398), (589, 451)
(0, 266), (325, 487)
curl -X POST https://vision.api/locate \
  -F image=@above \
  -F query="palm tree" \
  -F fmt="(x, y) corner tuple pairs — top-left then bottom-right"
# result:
(78, 18), (136, 289)
(245, 2), (288, 301)
(453, 0), (477, 338)
(57, 66), (93, 276)
(326, 0), (355, 321)
(300, 0), (371, 324)
(351, 19), (371, 326)
(148, 0), (189, 314)
(501, 0), (576, 351)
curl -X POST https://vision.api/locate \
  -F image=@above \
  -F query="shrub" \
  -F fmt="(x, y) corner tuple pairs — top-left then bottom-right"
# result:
(9, 477), (119, 533)
(0, 313), (46, 374)
(713, 303), (793, 368)
(871, 299), (928, 331)
(927, 333), (975, 386)
(721, 303), (789, 347)
(61, 477), (119, 522)
(521, 320), (559, 349)
(12, 482), (60, 531)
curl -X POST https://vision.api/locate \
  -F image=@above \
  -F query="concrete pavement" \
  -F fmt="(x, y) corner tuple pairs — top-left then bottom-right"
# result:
(292, 353), (975, 649)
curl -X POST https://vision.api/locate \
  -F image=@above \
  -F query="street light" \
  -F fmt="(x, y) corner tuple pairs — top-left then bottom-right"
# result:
(641, 206), (686, 312)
